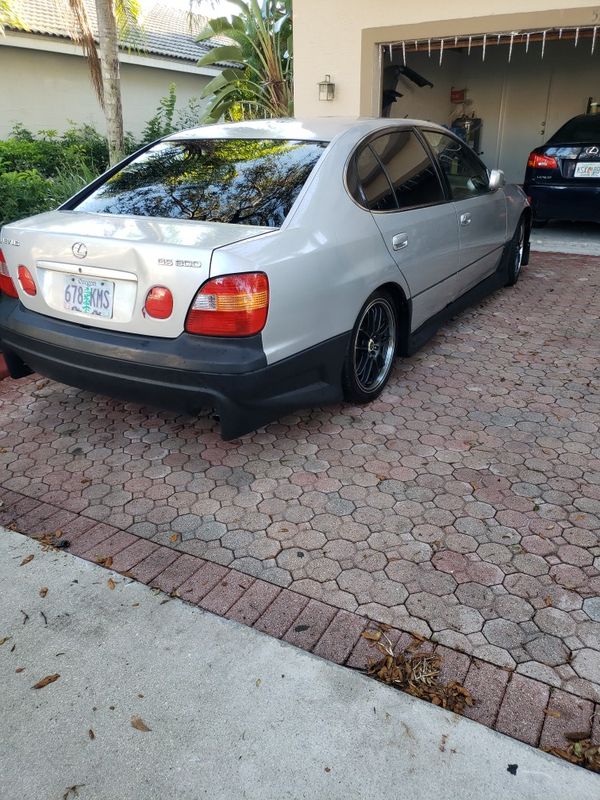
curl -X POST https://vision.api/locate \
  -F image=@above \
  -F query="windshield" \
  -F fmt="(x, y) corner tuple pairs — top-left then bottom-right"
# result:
(74, 138), (328, 227)
(550, 115), (600, 143)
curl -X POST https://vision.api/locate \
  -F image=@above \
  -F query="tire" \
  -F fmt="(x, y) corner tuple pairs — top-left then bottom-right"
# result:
(342, 291), (398, 403)
(505, 217), (526, 287)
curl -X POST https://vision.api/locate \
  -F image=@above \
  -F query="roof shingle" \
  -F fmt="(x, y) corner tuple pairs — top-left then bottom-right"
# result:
(7, 0), (230, 65)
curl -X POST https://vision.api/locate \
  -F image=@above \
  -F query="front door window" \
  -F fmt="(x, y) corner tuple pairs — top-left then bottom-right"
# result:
(422, 131), (490, 200)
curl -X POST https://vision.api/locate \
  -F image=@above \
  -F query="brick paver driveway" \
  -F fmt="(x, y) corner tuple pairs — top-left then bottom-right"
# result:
(1, 252), (599, 705)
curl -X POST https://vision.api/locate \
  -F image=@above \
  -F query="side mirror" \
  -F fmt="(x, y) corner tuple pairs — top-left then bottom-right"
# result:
(488, 169), (506, 190)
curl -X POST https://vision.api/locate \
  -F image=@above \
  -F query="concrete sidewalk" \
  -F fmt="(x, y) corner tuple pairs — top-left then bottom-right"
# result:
(0, 529), (595, 800)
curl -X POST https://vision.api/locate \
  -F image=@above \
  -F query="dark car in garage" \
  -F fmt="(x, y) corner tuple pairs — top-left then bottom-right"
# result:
(524, 113), (600, 224)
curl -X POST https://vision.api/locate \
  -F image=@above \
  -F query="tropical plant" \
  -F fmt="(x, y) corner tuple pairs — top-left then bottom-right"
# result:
(196, 0), (293, 122)
(140, 83), (178, 143)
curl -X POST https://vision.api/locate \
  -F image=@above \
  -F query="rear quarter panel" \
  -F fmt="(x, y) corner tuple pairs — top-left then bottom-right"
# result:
(503, 183), (529, 237)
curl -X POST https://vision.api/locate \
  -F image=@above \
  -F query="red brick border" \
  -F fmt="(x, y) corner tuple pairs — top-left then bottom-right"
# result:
(1, 487), (597, 754)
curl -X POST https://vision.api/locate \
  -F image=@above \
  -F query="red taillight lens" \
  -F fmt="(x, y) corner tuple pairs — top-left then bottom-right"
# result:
(145, 286), (173, 319)
(17, 265), (37, 296)
(0, 249), (18, 298)
(185, 273), (269, 337)
(527, 152), (558, 169)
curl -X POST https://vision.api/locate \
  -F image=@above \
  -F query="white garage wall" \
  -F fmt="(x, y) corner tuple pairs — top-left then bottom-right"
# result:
(0, 45), (211, 139)
(389, 39), (600, 183)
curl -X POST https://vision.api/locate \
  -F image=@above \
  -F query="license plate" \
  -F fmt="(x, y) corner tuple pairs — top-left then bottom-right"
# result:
(574, 162), (600, 178)
(64, 276), (114, 318)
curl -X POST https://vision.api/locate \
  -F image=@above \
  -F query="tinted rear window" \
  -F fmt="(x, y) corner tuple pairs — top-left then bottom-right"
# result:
(550, 115), (600, 143)
(74, 138), (328, 227)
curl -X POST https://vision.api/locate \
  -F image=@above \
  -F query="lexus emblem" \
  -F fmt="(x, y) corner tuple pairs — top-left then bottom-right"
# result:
(585, 146), (599, 156)
(72, 242), (88, 259)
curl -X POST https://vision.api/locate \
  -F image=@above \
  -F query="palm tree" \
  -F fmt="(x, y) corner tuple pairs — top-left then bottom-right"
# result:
(1, 1), (142, 165)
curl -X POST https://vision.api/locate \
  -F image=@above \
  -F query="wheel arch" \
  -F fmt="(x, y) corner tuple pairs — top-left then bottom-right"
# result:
(521, 206), (532, 266)
(374, 281), (412, 356)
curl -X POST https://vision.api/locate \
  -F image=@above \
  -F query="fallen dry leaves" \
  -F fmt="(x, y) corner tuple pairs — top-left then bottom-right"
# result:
(360, 628), (474, 715)
(32, 673), (60, 690)
(131, 715), (151, 732)
(546, 733), (600, 773)
(39, 587), (48, 598)
(544, 707), (561, 718)
(20, 554), (34, 566)
(32, 531), (69, 551)
(96, 556), (113, 568)
(107, 578), (116, 590)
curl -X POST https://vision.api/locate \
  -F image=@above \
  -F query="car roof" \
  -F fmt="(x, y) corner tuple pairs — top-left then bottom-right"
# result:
(564, 113), (600, 124)
(167, 117), (448, 144)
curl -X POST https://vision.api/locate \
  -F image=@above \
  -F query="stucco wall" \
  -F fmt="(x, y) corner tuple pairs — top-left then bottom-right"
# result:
(293, 1), (600, 118)
(0, 45), (211, 138)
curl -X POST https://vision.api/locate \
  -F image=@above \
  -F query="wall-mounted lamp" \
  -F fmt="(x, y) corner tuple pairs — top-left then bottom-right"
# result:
(318, 74), (335, 101)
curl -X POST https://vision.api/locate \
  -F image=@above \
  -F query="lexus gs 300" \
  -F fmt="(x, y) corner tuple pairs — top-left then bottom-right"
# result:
(0, 118), (530, 439)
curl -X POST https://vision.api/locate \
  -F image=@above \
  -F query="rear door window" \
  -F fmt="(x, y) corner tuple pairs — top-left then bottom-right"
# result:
(370, 131), (445, 209)
(74, 138), (328, 227)
(354, 144), (397, 211)
(350, 130), (445, 211)
(422, 131), (490, 201)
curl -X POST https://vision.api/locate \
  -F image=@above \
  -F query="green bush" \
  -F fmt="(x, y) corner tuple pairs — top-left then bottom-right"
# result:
(0, 138), (66, 177)
(0, 124), (113, 226)
(140, 83), (178, 144)
(0, 169), (52, 225)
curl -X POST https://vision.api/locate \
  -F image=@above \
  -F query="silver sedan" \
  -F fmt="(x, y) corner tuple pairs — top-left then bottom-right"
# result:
(0, 118), (530, 438)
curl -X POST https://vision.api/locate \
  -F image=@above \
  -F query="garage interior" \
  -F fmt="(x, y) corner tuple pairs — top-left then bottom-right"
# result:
(380, 26), (600, 253)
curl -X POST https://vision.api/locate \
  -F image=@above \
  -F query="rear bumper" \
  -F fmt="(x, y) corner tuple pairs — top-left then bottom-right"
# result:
(524, 182), (600, 222)
(0, 298), (347, 439)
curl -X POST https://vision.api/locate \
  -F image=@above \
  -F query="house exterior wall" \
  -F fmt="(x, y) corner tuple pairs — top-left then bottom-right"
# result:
(293, 2), (600, 118)
(0, 44), (212, 138)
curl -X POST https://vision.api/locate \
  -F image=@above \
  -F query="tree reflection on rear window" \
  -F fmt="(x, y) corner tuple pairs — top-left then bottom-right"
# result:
(75, 138), (328, 227)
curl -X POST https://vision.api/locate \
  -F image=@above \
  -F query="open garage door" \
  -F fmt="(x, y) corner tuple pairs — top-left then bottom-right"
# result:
(380, 28), (600, 184)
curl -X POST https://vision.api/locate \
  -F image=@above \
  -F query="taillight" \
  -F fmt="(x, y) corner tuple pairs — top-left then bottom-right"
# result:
(0, 250), (18, 298)
(527, 152), (558, 169)
(18, 265), (37, 296)
(144, 286), (173, 319)
(185, 273), (269, 337)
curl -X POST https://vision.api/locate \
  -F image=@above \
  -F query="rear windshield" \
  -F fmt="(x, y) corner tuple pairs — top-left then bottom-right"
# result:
(74, 138), (328, 227)
(550, 115), (600, 143)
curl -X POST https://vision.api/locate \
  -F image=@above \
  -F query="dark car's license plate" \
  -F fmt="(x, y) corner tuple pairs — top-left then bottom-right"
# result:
(575, 162), (600, 178)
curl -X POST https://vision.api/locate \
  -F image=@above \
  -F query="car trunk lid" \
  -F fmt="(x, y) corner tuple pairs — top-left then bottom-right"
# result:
(1, 210), (271, 338)
(533, 142), (600, 183)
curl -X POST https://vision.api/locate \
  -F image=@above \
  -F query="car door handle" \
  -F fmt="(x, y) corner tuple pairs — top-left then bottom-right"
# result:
(460, 213), (472, 226)
(392, 233), (408, 250)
